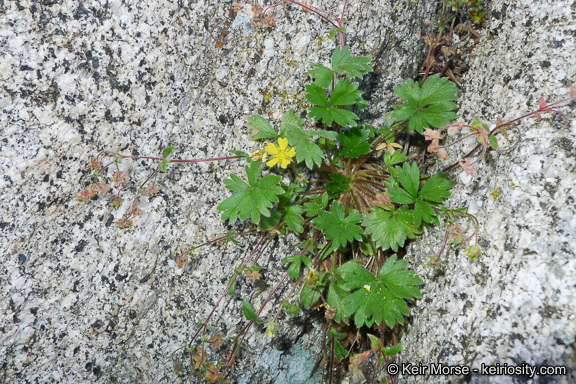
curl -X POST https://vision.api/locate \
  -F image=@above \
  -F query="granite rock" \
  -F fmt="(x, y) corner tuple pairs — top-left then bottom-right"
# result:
(0, 0), (574, 383)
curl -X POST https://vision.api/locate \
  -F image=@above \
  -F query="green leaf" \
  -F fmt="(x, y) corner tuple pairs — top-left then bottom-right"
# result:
(300, 284), (321, 308)
(384, 150), (409, 169)
(394, 78), (420, 106)
(413, 200), (435, 226)
(387, 181), (416, 204)
(312, 202), (364, 251)
(363, 206), (421, 251)
(229, 150), (249, 158)
(327, 283), (350, 324)
(217, 162), (284, 225)
(331, 78), (363, 106)
(279, 108), (304, 137)
(258, 209), (283, 231)
(396, 163), (420, 197)
(335, 260), (377, 291)
(489, 135), (498, 150)
(368, 334), (383, 350)
(378, 254), (423, 299)
(228, 276), (237, 295)
(314, 130), (339, 141)
(285, 126), (324, 169)
(331, 46), (373, 78)
(336, 258), (423, 328)
(342, 278), (405, 328)
(383, 343), (402, 356)
(418, 102), (457, 128)
(386, 164), (420, 204)
(338, 127), (371, 158)
(329, 27), (346, 42)
(305, 83), (329, 107)
(242, 297), (262, 322)
(307, 79), (363, 127)
(419, 74), (459, 105)
(418, 172), (454, 203)
(308, 64), (332, 88)
(162, 146), (176, 158)
(159, 158), (169, 172)
(285, 205), (305, 233)
(304, 193), (329, 218)
(282, 254), (312, 279)
(281, 109), (328, 169)
(327, 328), (347, 340)
(326, 173), (350, 198)
(392, 74), (458, 134)
(247, 115), (279, 140)
(471, 116), (490, 131)
(334, 340), (350, 361)
(308, 106), (359, 127)
(387, 168), (453, 226)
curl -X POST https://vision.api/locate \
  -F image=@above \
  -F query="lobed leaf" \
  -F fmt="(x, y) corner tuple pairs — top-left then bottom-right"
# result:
(217, 162), (284, 225)
(363, 206), (421, 251)
(392, 75), (458, 133)
(338, 127), (371, 158)
(331, 46), (373, 78)
(312, 202), (364, 251)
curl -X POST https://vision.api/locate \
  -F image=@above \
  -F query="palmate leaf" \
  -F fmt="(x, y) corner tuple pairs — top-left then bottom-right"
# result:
(331, 46), (373, 78)
(338, 127), (371, 158)
(363, 206), (421, 251)
(304, 193), (329, 218)
(330, 78), (362, 106)
(334, 258), (423, 328)
(306, 79), (363, 127)
(308, 107), (359, 127)
(386, 164), (454, 226)
(418, 172), (454, 203)
(312, 202), (364, 251)
(391, 74), (458, 133)
(280, 109), (337, 169)
(308, 46), (372, 88)
(378, 254), (424, 299)
(217, 162), (284, 225)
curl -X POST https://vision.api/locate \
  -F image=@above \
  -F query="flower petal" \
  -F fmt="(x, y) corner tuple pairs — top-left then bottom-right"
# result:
(286, 147), (296, 158)
(266, 157), (279, 167)
(278, 137), (288, 150)
(280, 158), (291, 168)
(265, 142), (278, 155)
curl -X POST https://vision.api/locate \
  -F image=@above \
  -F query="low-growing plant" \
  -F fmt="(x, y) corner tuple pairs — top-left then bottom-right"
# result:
(76, 3), (575, 383)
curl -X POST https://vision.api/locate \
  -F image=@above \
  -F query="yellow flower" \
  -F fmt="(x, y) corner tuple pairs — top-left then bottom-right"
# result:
(265, 137), (296, 169)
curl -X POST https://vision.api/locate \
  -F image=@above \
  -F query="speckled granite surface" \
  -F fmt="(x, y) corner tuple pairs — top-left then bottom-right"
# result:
(0, 0), (574, 383)
(401, 1), (576, 383)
